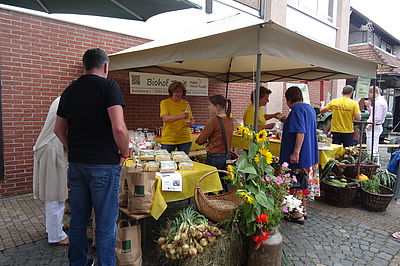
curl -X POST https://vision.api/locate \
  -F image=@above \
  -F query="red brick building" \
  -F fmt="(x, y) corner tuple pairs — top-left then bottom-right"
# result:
(0, 8), (331, 198)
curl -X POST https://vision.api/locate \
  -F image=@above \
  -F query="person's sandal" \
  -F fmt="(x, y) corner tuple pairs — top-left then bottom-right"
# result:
(49, 237), (69, 246)
(284, 214), (305, 225)
(303, 211), (308, 220)
(392, 232), (400, 241)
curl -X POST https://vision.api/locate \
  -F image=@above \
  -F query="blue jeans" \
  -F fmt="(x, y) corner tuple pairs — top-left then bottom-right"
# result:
(205, 153), (230, 170)
(161, 141), (192, 155)
(67, 163), (121, 266)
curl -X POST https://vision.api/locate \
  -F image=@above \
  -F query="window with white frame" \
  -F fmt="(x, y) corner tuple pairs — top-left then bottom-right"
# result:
(288, 0), (335, 24)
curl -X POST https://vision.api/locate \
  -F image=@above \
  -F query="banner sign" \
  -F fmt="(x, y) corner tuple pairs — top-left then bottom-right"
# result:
(286, 83), (310, 104)
(355, 77), (371, 98)
(129, 72), (208, 96)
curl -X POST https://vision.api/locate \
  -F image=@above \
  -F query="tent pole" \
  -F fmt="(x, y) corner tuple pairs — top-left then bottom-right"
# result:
(225, 58), (233, 99)
(371, 79), (376, 162)
(254, 53), (262, 131)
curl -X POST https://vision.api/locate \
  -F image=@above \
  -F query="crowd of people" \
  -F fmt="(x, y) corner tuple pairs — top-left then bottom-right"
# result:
(32, 48), (393, 265)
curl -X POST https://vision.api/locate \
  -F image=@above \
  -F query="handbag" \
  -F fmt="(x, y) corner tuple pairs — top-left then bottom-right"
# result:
(216, 116), (233, 164)
(290, 169), (308, 189)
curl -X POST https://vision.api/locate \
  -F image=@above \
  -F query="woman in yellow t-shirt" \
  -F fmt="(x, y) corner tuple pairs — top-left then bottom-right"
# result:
(159, 82), (194, 154)
(243, 86), (283, 130)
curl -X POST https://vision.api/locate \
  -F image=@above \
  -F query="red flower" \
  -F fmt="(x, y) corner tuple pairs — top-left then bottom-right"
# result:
(260, 213), (269, 223)
(261, 231), (270, 241)
(302, 189), (311, 196)
(253, 235), (261, 243)
(256, 215), (262, 223)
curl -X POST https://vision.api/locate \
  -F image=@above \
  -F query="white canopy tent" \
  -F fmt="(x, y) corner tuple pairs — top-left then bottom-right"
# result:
(109, 19), (378, 129)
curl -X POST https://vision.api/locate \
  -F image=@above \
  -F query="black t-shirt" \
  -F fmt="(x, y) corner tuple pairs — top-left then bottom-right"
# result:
(57, 74), (125, 165)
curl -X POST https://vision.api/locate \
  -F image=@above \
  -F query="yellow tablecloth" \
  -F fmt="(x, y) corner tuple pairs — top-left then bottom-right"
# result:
(232, 134), (344, 168)
(155, 133), (205, 151)
(150, 162), (222, 219)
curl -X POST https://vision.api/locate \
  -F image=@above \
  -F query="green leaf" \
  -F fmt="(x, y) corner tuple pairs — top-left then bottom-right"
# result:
(247, 173), (258, 180)
(242, 163), (258, 175)
(246, 183), (259, 194)
(254, 202), (262, 216)
(248, 142), (258, 159)
(255, 193), (274, 210)
(264, 165), (274, 176)
(243, 203), (255, 224)
(259, 156), (267, 173)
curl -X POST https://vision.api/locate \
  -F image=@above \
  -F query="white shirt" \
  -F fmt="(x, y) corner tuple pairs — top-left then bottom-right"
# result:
(367, 95), (388, 125)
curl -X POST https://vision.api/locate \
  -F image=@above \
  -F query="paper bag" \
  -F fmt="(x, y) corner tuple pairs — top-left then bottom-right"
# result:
(127, 170), (156, 214)
(119, 167), (130, 207)
(116, 220), (142, 266)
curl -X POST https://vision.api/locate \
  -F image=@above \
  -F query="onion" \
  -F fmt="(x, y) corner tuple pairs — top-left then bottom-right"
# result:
(182, 244), (190, 254)
(200, 238), (208, 247)
(157, 237), (166, 246)
(188, 246), (198, 256)
(176, 246), (182, 255)
(170, 254), (177, 260)
(208, 236), (217, 243)
(196, 245), (204, 254)
(211, 227), (222, 236)
(169, 248), (176, 255)
(165, 253), (170, 259)
(174, 234), (180, 242)
(197, 224), (206, 232)
(180, 232), (188, 242)
(196, 231), (203, 239)
(161, 244), (168, 251)
(167, 243), (175, 250)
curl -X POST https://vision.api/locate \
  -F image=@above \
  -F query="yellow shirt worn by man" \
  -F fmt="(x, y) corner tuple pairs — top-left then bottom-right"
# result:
(324, 97), (360, 133)
(160, 98), (193, 145)
(243, 104), (266, 128)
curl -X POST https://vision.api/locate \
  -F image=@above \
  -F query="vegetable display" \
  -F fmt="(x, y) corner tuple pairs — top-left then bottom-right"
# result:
(157, 206), (222, 260)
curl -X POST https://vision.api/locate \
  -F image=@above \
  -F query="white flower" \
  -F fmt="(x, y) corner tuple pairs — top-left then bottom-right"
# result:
(282, 195), (303, 214)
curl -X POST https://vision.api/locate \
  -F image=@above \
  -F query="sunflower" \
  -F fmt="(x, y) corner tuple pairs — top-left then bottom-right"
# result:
(259, 149), (273, 164)
(237, 126), (249, 136)
(254, 154), (261, 164)
(256, 129), (268, 143)
(246, 131), (253, 139)
(245, 195), (254, 204)
(239, 192), (247, 198)
(227, 165), (235, 180)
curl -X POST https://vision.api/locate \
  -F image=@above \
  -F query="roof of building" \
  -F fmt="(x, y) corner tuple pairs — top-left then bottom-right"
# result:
(349, 44), (400, 75)
(350, 7), (400, 46)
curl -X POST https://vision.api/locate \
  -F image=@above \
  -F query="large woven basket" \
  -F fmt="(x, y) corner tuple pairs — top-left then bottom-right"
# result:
(360, 186), (393, 212)
(333, 163), (380, 179)
(194, 170), (243, 222)
(320, 177), (360, 208)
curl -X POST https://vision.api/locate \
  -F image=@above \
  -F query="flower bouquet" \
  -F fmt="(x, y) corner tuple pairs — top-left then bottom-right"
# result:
(225, 126), (302, 250)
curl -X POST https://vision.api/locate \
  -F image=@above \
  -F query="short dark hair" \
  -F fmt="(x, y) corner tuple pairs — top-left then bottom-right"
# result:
(168, 81), (187, 97)
(285, 86), (303, 103)
(209, 95), (232, 117)
(82, 48), (109, 71)
(342, 85), (354, 95)
(250, 86), (272, 103)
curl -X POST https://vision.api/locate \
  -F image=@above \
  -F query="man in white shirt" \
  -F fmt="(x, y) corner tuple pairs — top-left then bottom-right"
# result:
(365, 86), (388, 164)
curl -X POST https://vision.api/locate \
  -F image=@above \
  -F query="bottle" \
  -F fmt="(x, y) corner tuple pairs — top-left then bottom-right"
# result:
(185, 102), (190, 123)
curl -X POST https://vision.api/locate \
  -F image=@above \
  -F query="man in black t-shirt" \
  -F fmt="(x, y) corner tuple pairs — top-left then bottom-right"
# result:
(55, 48), (129, 266)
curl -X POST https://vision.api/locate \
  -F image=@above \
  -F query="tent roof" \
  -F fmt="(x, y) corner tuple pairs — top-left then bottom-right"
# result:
(109, 20), (378, 82)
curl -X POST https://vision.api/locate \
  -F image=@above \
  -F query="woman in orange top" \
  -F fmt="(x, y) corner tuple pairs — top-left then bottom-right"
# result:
(195, 95), (234, 171)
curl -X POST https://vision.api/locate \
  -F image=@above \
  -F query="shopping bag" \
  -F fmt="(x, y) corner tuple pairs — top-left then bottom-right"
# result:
(116, 220), (142, 266)
(119, 167), (129, 207)
(126, 170), (156, 214)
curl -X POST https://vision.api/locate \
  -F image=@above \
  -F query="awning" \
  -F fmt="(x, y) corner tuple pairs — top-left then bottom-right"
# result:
(109, 20), (378, 82)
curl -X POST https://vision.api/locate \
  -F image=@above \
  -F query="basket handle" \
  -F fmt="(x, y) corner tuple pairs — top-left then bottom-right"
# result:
(195, 170), (229, 188)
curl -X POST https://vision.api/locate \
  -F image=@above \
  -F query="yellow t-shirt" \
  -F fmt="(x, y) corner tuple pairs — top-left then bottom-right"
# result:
(243, 103), (266, 127)
(160, 98), (193, 145)
(325, 97), (360, 133)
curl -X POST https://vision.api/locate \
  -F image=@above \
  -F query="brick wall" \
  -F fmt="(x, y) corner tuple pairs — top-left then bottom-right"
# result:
(0, 8), (148, 197)
(0, 8), (330, 198)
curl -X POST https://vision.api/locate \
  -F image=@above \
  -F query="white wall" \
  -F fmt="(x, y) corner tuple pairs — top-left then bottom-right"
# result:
(286, 5), (337, 47)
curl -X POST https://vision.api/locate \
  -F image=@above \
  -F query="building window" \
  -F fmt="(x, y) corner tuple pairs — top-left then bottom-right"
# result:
(288, 0), (335, 24)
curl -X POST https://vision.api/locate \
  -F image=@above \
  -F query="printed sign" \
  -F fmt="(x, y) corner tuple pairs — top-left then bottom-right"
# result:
(157, 172), (183, 192)
(129, 72), (208, 96)
(286, 83), (310, 104)
(355, 77), (371, 98)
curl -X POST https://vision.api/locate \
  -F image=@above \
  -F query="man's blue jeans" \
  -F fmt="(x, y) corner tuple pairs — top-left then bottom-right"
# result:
(67, 163), (121, 266)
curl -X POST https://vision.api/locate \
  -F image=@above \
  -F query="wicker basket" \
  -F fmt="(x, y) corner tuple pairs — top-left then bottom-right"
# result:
(320, 177), (360, 208)
(333, 163), (380, 179)
(360, 186), (393, 212)
(194, 170), (243, 222)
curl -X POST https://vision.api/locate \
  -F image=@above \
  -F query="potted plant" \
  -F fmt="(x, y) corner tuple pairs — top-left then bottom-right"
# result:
(361, 176), (393, 212)
(224, 126), (301, 266)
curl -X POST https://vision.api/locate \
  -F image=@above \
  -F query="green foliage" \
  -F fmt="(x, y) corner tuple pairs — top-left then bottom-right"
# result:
(362, 176), (380, 194)
(374, 168), (397, 189)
